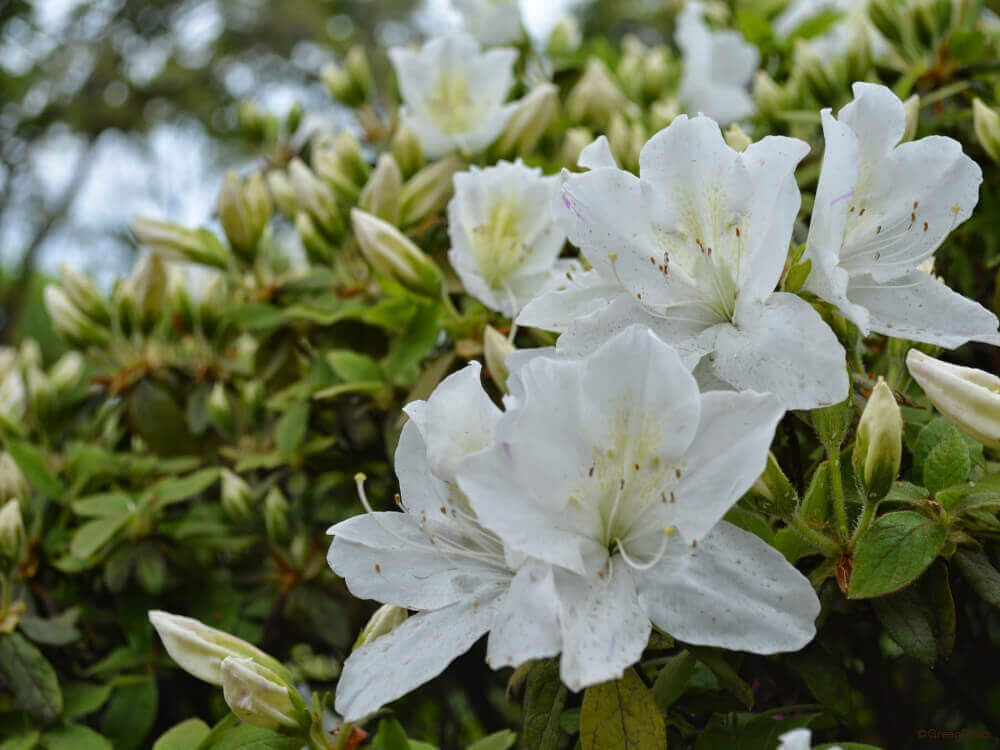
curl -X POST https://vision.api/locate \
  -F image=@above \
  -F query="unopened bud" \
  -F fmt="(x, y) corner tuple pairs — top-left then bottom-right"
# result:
(353, 604), (408, 650)
(295, 212), (335, 265)
(148, 610), (291, 686)
(483, 325), (515, 393)
(266, 171), (298, 217)
(617, 44), (645, 101)
(43, 286), (109, 346)
(0, 453), (29, 503)
(131, 216), (230, 269)
(312, 143), (363, 203)
(907, 349), (1000, 449)
(547, 15), (582, 58)
(566, 58), (628, 128)
(747, 452), (797, 518)
(607, 112), (632, 169)
(0, 498), (23, 562)
(753, 71), (785, 117)
(562, 127), (595, 168)
(48, 351), (85, 393)
(285, 101), (304, 134)
(221, 657), (309, 731)
(868, 0), (906, 45)
(333, 130), (370, 186)
(650, 98), (680, 131)
(221, 469), (254, 522)
(359, 153), (403, 224)
(59, 265), (109, 324)
(264, 487), (289, 542)
(119, 252), (168, 330)
(853, 378), (902, 502)
(351, 209), (443, 297)
(289, 159), (343, 239)
(399, 156), (464, 227)
(973, 99), (1000, 164)
(344, 46), (375, 102)
(321, 62), (359, 105)
(208, 382), (234, 434)
(237, 99), (265, 139)
(642, 46), (672, 101)
(0, 368), (26, 425)
(391, 124), (425, 178)
(25, 365), (52, 415)
(812, 390), (854, 449)
(495, 83), (559, 158)
(219, 171), (271, 260)
(902, 94), (920, 143)
(724, 123), (752, 152)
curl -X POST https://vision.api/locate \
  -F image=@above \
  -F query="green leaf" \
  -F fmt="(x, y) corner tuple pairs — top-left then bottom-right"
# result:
(0, 729), (40, 750)
(468, 730), (516, 750)
(786, 644), (852, 719)
(0, 632), (63, 722)
(923, 428), (970, 495)
(326, 350), (384, 383)
(135, 545), (168, 593)
(61, 682), (114, 720)
(275, 401), (310, 456)
(125, 379), (199, 457)
(695, 713), (817, 750)
(152, 719), (211, 750)
(652, 649), (697, 711)
(689, 647), (753, 709)
(18, 609), (81, 646)
(383, 303), (441, 386)
(199, 724), (303, 750)
(71, 493), (135, 518)
(39, 725), (113, 750)
(100, 676), (157, 750)
(952, 547), (1000, 608)
(848, 511), (946, 599)
(143, 468), (221, 508)
(520, 659), (567, 750)
(812, 395), (853, 449)
(69, 514), (131, 559)
(5, 439), (64, 497)
(875, 583), (934, 663)
(373, 718), (411, 750)
(580, 668), (666, 750)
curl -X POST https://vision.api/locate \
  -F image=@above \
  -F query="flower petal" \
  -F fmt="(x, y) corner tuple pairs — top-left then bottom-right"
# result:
(837, 81), (905, 164)
(486, 560), (561, 669)
(578, 135), (618, 170)
(635, 521), (820, 654)
(516, 266), (621, 333)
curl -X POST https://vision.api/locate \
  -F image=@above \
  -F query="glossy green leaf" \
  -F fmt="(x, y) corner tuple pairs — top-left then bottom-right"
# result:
(69, 514), (131, 559)
(152, 719), (211, 750)
(580, 668), (666, 750)
(39, 725), (113, 750)
(849, 511), (946, 599)
(5, 439), (64, 497)
(468, 730), (516, 750)
(0, 632), (63, 722)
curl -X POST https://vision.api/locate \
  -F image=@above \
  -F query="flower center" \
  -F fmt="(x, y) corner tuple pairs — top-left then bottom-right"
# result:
(472, 194), (527, 287)
(427, 71), (480, 135)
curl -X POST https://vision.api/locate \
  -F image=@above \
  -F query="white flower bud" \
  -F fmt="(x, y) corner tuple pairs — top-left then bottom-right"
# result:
(344, 46), (375, 102)
(118, 252), (168, 329)
(547, 15), (582, 58)
(483, 325), (515, 393)
(649, 98), (680, 131)
(907, 349), (1000, 449)
(25, 365), (52, 415)
(208, 382), (234, 434)
(562, 127), (595, 168)
(43, 286), (109, 346)
(265, 487), (289, 542)
(359, 153), (403, 225)
(494, 82), (559, 158)
(131, 216), (230, 269)
(266, 170), (299, 217)
(48, 351), (85, 393)
(753, 71), (785, 117)
(219, 171), (271, 260)
(296, 212), (335, 265)
(566, 58), (628, 128)
(220, 469), (254, 522)
(321, 62), (359, 105)
(148, 610), (291, 686)
(312, 143), (363, 203)
(391, 124), (425, 178)
(221, 657), (309, 731)
(0, 498), (24, 562)
(0, 453), (29, 503)
(351, 209), (443, 297)
(353, 604), (408, 650)
(974, 99), (1000, 164)
(333, 130), (370, 186)
(642, 46), (672, 100)
(59, 265), (109, 324)
(852, 378), (903, 501)
(289, 159), (343, 239)
(399, 156), (464, 227)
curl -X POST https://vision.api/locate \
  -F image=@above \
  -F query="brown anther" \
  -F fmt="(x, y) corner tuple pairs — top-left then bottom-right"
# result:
(620, 478), (625, 490)
(923, 221), (928, 232)
(858, 208), (865, 216)
(597, 570), (605, 579)
(633, 463), (640, 471)
(589, 466), (595, 477)
(661, 491), (667, 503)
(375, 563), (381, 573)
(670, 491), (676, 503)
(650, 256), (656, 265)
(675, 467), (681, 478)
(849, 205), (855, 212)
(876, 225), (882, 233)
(691, 539), (698, 549)
(440, 506), (447, 514)
(913, 200), (919, 209)
(874, 251), (881, 260)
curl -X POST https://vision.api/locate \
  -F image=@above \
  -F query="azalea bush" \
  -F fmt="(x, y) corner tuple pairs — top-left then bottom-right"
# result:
(5, 0), (1000, 748)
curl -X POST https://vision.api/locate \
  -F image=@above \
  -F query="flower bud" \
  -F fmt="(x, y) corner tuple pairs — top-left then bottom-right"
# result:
(649, 98), (680, 132)
(264, 487), (289, 542)
(0, 453), (29, 503)
(208, 382), (234, 435)
(562, 127), (595, 168)
(148, 610), (291, 686)
(607, 112), (632, 168)
(359, 153), (403, 224)
(25, 365), (52, 416)
(295, 212), (335, 265)
(0, 498), (24, 563)
(351, 209), (443, 297)
(119, 252), (168, 330)
(43, 286), (109, 346)
(724, 123), (752, 152)
(483, 325), (515, 393)
(617, 44), (645, 101)
(753, 71), (785, 117)
(973, 99), (1000, 164)
(907, 349), (1000, 449)
(547, 15), (582, 58)
(221, 657), (309, 731)
(219, 171), (271, 260)
(852, 378), (903, 501)
(59, 265), (110, 324)
(48, 351), (85, 394)
(266, 171), (299, 217)
(353, 604), (408, 650)
(391, 124), (425, 178)
(902, 94), (920, 143)
(0, 368), (26, 425)
(321, 62), (359, 105)
(747, 451), (798, 518)
(494, 83), (559, 158)
(566, 58), (628, 128)
(333, 130), (370, 186)
(642, 46), (672, 101)
(868, 0), (906, 44)
(237, 99), (265, 140)
(289, 159), (344, 239)
(131, 216), (230, 269)
(344, 46), (375, 102)
(220, 469), (254, 522)
(312, 143), (363, 203)
(399, 156), (463, 227)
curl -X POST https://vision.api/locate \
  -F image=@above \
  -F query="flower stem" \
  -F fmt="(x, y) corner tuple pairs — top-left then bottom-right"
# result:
(788, 515), (842, 557)
(332, 721), (355, 750)
(851, 499), (878, 547)
(826, 446), (849, 541)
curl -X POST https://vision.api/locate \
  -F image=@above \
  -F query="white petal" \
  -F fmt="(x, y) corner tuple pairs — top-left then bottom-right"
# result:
(457, 101), (520, 156)
(327, 513), (504, 610)
(713, 292), (848, 409)
(709, 31), (759, 87)
(486, 560), (561, 669)
(847, 271), (1000, 347)
(400, 109), (457, 159)
(578, 135), (619, 170)
(554, 558), (650, 691)
(516, 266), (620, 333)
(838, 82), (905, 163)
(334, 594), (502, 720)
(393, 420), (451, 520)
(671, 391), (784, 541)
(635, 521), (820, 654)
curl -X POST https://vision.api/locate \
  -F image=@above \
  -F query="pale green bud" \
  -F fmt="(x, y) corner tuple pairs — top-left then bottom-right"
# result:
(351, 208), (443, 297)
(853, 378), (903, 502)
(391, 124), (425, 178)
(353, 604), (408, 650)
(547, 15), (582, 58)
(17, 341), (40, 370)
(148, 610), (292, 686)
(495, 83), (559, 158)
(266, 171), (298, 217)
(0, 368), (26, 425)
(562, 127), (594, 168)
(617, 45), (645, 101)
(219, 171), (270, 260)
(264, 487), (289, 542)
(642, 46), (672, 101)
(747, 451), (798, 518)
(483, 325), (515, 394)
(607, 112), (632, 169)
(753, 71), (785, 117)
(208, 382), (234, 434)
(119, 252), (168, 329)
(285, 101), (304, 134)
(131, 216), (230, 269)
(289, 159), (343, 239)
(295, 211), (335, 265)
(566, 58), (628, 128)
(25, 365), (52, 415)
(724, 123), (752, 152)
(48, 351), (85, 393)
(221, 657), (309, 731)
(907, 349), (1000, 449)
(312, 144), (362, 203)
(344, 46), (375, 101)
(333, 130), (370, 186)
(0, 498), (24, 562)
(649, 98), (680, 132)
(973, 99), (1000, 164)
(902, 94), (920, 143)
(321, 62), (358, 105)
(242, 380), (266, 421)
(198, 274), (226, 331)
(43, 286), (109, 346)
(245, 172), (273, 233)
(0, 453), (29, 503)
(59, 265), (109, 324)
(359, 153), (403, 224)
(237, 99), (265, 138)
(221, 469), (254, 522)
(812, 390), (854, 449)
(399, 156), (463, 227)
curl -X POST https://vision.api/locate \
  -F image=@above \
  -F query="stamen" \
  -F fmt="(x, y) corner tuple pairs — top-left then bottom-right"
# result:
(615, 525), (674, 571)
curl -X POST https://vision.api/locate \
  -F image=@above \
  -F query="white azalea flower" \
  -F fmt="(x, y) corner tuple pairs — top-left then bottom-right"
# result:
(519, 118), (848, 410)
(458, 327), (821, 690)
(676, 1), (759, 125)
(453, 0), (524, 47)
(448, 160), (568, 316)
(327, 362), (559, 720)
(388, 33), (520, 159)
(804, 82), (1000, 347)
(776, 727), (842, 750)
(0, 350), (26, 423)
